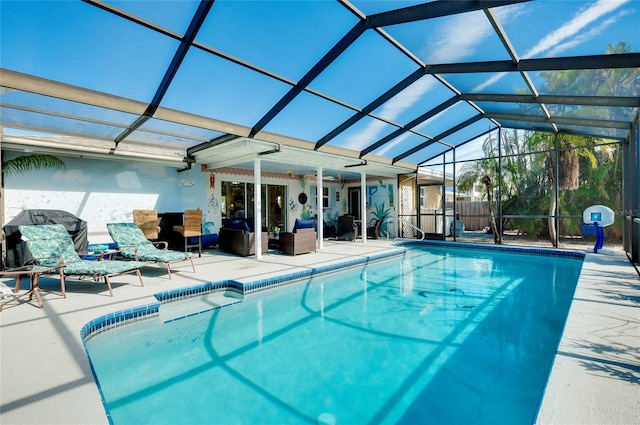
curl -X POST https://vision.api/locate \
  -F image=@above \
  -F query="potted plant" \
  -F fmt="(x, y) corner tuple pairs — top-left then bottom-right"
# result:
(273, 226), (280, 237)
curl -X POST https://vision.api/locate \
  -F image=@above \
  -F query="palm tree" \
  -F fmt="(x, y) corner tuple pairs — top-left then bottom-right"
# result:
(537, 41), (636, 246)
(458, 133), (502, 244)
(1, 154), (66, 252)
(3, 154), (65, 177)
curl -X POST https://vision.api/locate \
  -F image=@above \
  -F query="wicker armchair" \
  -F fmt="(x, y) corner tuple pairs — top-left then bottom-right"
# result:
(173, 209), (203, 257)
(336, 215), (358, 241)
(279, 228), (316, 256)
(133, 209), (161, 240)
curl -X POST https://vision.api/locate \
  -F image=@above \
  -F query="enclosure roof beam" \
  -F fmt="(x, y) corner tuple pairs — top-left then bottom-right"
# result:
(113, 0), (213, 146)
(489, 113), (631, 129)
(462, 93), (640, 107)
(365, 0), (532, 28)
(314, 68), (426, 150)
(249, 21), (367, 138)
(360, 95), (460, 158)
(424, 53), (640, 74)
(393, 114), (484, 163)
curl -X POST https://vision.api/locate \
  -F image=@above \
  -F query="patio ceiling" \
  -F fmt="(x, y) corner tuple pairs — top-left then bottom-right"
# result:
(1, 0), (638, 179)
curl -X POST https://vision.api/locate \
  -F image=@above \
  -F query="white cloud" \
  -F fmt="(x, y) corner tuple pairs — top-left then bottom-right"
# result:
(345, 119), (388, 151)
(376, 131), (413, 157)
(546, 9), (630, 56)
(342, 77), (437, 151)
(472, 0), (630, 92)
(472, 71), (508, 93)
(52, 168), (90, 183)
(523, 0), (630, 59)
(425, 10), (492, 64)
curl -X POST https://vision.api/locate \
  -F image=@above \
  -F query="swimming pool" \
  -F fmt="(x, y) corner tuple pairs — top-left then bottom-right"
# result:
(84, 245), (583, 425)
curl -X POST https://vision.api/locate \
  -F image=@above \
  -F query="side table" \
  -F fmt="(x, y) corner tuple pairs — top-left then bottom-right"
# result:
(0, 265), (64, 311)
(268, 234), (280, 250)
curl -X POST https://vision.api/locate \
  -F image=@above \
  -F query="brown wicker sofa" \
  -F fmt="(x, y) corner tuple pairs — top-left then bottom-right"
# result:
(219, 225), (268, 257)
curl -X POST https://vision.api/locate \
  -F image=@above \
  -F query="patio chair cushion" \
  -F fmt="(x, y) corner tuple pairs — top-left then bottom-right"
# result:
(106, 222), (192, 262)
(231, 219), (252, 234)
(18, 224), (144, 296)
(19, 224), (144, 274)
(293, 218), (315, 232)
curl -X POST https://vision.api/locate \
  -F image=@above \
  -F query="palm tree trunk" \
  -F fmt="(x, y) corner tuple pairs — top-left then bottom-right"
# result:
(548, 194), (557, 247)
(483, 176), (502, 244)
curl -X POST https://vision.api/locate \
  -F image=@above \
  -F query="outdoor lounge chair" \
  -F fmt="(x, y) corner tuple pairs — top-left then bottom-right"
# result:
(18, 224), (144, 297)
(107, 222), (195, 279)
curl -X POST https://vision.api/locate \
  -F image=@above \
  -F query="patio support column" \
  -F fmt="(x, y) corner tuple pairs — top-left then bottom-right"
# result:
(254, 158), (262, 259)
(498, 128), (503, 238)
(453, 147), (457, 241)
(317, 166), (324, 250)
(361, 172), (367, 243)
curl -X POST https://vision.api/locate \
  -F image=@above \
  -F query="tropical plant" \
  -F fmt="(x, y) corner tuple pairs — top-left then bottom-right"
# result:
(300, 204), (313, 220)
(457, 134), (502, 244)
(324, 210), (339, 227)
(2, 154), (65, 177)
(368, 201), (392, 237)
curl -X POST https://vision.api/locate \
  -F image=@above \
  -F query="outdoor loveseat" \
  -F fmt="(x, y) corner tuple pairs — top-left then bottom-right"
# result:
(218, 219), (268, 256)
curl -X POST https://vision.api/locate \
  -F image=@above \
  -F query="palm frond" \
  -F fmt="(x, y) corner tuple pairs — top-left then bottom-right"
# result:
(3, 155), (65, 177)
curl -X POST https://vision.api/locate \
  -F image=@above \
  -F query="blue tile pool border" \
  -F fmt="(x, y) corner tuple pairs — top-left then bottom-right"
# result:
(396, 239), (586, 260)
(80, 243), (584, 343)
(80, 247), (407, 343)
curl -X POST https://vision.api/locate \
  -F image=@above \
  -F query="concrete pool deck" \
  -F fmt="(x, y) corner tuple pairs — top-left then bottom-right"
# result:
(1, 240), (638, 424)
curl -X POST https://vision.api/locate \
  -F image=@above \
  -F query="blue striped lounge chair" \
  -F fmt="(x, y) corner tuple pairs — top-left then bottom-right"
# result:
(18, 224), (144, 297)
(106, 222), (195, 279)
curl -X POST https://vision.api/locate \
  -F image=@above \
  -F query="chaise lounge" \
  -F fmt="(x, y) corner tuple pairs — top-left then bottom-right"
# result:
(18, 224), (144, 297)
(106, 222), (195, 279)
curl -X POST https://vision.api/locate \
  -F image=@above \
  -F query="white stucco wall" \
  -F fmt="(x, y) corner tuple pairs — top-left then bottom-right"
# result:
(3, 152), (206, 243)
(2, 152), (399, 243)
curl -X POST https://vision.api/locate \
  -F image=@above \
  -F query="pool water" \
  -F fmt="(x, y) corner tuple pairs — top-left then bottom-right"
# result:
(85, 246), (582, 425)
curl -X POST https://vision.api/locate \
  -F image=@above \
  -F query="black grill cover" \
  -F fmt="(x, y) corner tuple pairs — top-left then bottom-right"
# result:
(4, 209), (88, 269)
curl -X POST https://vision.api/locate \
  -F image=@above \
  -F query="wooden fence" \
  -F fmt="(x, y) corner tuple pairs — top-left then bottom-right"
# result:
(445, 201), (489, 231)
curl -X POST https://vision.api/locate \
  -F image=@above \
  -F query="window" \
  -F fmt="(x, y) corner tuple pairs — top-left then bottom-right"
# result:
(222, 181), (286, 231)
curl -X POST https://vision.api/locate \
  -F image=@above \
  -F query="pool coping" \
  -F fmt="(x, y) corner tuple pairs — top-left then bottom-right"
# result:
(80, 247), (407, 342)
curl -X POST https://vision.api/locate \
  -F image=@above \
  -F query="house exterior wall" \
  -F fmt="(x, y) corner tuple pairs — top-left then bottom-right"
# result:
(3, 152), (206, 243)
(3, 151), (399, 245)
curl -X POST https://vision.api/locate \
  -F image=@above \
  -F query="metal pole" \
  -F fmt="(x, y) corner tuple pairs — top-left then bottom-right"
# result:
(361, 172), (367, 243)
(317, 166), (323, 250)
(497, 129), (503, 239)
(441, 159), (446, 240)
(254, 158), (262, 259)
(554, 133), (560, 248)
(453, 148), (457, 241)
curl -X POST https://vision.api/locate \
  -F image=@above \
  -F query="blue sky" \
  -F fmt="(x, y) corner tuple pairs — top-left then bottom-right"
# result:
(1, 0), (638, 164)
